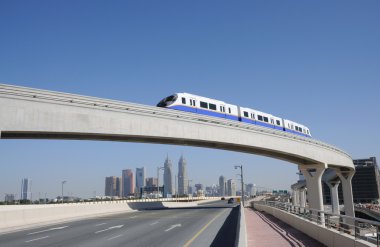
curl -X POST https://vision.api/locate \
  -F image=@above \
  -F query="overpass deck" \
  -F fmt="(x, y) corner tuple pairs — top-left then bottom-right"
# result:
(245, 208), (325, 247)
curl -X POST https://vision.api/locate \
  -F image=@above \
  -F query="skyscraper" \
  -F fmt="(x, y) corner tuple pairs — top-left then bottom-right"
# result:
(178, 155), (188, 196)
(21, 178), (32, 200)
(122, 169), (134, 197)
(227, 179), (236, 196)
(219, 176), (226, 196)
(105, 176), (122, 197)
(163, 156), (174, 197)
(136, 167), (146, 195)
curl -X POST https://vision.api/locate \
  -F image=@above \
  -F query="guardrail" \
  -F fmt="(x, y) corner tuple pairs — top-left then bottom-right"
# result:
(253, 201), (380, 246)
(0, 83), (351, 158)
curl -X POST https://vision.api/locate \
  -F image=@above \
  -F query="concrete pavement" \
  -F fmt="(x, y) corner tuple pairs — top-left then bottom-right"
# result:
(0, 200), (236, 247)
(245, 208), (325, 247)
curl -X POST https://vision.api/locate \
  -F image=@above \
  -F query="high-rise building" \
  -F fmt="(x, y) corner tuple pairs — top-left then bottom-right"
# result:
(163, 156), (174, 197)
(178, 155), (188, 196)
(5, 194), (15, 203)
(246, 183), (254, 197)
(146, 177), (158, 187)
(195, 183), (203, 192)
(136, 167), (146, 194)
(105, 176), (122, 197)
(21, 178), (32, 200)
(219, 176), (226, 196)
(227, 179), (236, 196)
(122, 169), (135, 197)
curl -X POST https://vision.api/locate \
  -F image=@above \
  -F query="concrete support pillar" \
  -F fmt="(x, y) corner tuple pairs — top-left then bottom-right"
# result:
(292, 189), (297, 206)
(299, 164), (327, 225)
(336, 170), (355, 218)
(299, 187), (307, 208)
(327, 180), (340, 215)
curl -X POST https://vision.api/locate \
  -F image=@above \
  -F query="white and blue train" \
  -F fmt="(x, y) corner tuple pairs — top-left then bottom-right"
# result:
(157, 93), (312, 138)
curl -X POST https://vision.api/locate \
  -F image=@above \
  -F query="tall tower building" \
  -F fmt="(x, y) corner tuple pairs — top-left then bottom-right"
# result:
(122, 169), (135, 197)
(105, 176), (122, 197)
(136, 167), (146, 195)
(219, 176), (226, 196)
(164, 156), (174, 197)
(21, 178), (32, 200)
(178, 155), (188, 196)
(227, 179), (236, 196)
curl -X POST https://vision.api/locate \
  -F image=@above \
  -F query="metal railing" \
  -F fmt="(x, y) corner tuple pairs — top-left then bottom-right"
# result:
(253, 200), (380, 246)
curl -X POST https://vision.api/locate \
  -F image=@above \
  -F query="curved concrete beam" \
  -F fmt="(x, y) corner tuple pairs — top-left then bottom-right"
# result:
(0, 84), (354, 169)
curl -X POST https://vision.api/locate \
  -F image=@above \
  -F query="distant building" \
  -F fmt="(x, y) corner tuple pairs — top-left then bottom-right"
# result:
(136, 167), (146, 195)
(5, 194), (15, 203)
(146, 177), (158, 187)
(105, 176), (122, 197)
(227, 179), (236, 196)
(163, 156), (174, 197)
(195, 183), (203, 193)
(246, 183), (254, 197)
(122, 169), (135, 197)
(352, 157), (380, 203)
(178, 155), (188, 196)
(21, 178), (32, 200)
(219, 176), (226, 196)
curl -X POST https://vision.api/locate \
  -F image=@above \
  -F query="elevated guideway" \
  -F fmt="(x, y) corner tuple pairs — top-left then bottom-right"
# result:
(0, 83), (355, 220)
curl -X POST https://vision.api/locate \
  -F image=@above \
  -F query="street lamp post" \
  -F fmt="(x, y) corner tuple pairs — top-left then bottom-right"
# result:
(61, 181), (66, 203)
(157, 166), (164, 199)
(234, 165), (244, 206)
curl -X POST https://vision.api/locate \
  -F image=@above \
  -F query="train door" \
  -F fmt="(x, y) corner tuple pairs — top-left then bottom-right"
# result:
(220, 104), (226, 118)
(189, 98), (197, 113)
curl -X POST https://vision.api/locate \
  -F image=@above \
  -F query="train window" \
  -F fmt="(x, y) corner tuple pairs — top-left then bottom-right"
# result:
(200, 101), (208, 109)
(271, 119), (274, 124)
(299, 127), (303, 132)
(276, 120), (281, 125)
(209, 103), (217, 110)
(258, 115), (263, 121)
(295, 126), (299, 131)
(251, 113), (254, 119)
(228, 108), (231, 113)
(307, 130), (309, 134)
(264, 117), (269, 122)
(182, 97), (186, 104)
(220, 106), (223, 112)
(243, 111), (248, 117)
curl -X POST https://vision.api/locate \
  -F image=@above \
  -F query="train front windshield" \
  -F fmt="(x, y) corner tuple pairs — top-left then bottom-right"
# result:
(157, 94), (178, 107)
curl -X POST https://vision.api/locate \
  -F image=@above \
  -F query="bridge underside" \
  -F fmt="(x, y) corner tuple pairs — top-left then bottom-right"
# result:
(0, 130), (314, 165)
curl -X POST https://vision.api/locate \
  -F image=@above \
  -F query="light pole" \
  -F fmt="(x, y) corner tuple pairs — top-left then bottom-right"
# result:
(61, 181), (66, 203)
(157, 166), (164, 198)
(234, 165), (244, 206)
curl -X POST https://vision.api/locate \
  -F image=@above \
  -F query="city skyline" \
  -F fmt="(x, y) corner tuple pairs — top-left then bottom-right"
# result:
(0, 1), (379, 199)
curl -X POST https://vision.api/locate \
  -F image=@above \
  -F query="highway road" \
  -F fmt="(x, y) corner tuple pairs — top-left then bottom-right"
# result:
(0, 200), (238, 247)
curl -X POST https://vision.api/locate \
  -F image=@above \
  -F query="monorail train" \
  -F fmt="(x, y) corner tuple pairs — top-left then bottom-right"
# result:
(157, 93), (312, 138)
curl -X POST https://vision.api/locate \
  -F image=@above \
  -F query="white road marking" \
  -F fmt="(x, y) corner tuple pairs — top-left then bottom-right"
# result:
(164, 224), (181, 232)
(25, 236), (49, 243)
(150, 221), (159, 225)
(28, 226), (68, 235)
(107, 234), (123, 240)
(95, 223), (107, 226)
(95, 225), (124, 234)
(129, 216), (137, 219)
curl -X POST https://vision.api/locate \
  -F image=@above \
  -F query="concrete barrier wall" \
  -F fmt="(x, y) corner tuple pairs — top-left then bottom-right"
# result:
(0, 198), (217, 233)
(254, 204), (374, 247)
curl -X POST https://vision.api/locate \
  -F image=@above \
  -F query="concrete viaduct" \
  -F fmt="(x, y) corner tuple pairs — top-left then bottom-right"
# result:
(0, 83), (355, 220)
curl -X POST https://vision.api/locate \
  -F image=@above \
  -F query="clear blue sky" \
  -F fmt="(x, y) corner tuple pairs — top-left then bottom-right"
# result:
(0, 1), (379, 199)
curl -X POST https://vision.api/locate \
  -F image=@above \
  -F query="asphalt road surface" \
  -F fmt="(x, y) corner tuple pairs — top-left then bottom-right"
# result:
(0, 200), (238, 247)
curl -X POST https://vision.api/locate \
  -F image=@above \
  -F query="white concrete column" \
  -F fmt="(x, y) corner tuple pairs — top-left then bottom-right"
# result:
(326, 180), (340, 215)
(336, 170), (355, 218)
(299, 164), (327, 225)
(299, 187), (307, 208)
(292, 189), (297, 206)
